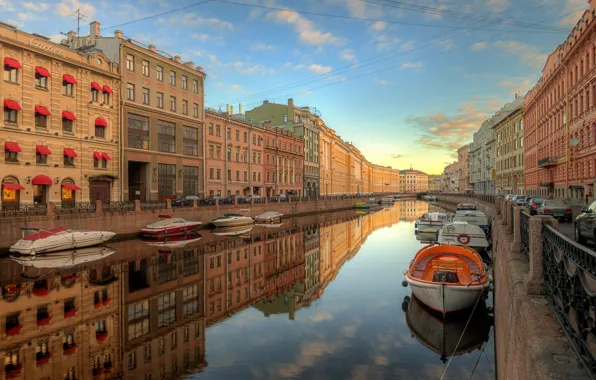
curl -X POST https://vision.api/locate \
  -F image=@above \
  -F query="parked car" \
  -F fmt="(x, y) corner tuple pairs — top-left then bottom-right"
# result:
(575, 201), (596, 243)
(515, 196), (530, 206)
(526, 198), (546, 215)
(200, 196), (222, 205)
(243, 194), (262, 202)
(171, 195), (200, 207)
(223, 195), (247, 204)
(271, 194), (287, 201)
(537, 200), (572, 221)
(505, 194), (519, 201)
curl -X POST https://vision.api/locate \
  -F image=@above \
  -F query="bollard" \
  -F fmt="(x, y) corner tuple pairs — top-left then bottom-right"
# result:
(525, 215), (558, 295)
(166, 199), (172, 210)
(46, 202), (55, 216)
(135, 199), (141, 212)
(192, 199), (198, 209)
(234, 197), (238, 206)
(95, 200), (102, 216)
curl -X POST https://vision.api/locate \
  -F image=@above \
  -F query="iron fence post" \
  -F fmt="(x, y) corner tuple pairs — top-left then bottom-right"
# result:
(526, 215), (558, 295)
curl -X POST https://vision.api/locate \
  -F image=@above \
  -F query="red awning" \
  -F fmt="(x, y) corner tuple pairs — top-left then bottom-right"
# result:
(91, 81), (102, 91)
(95, 117), (107, 127)
(3, 183), (24, 190)
(34, 105), (51, 116)
(102, 85), (113, 94)
(63, 148), (77, 158)
(4, 142), (21, 152)
(93, 152), (102, 160)
(102, 153), (111, 161)
(62, 74), (77, 84)
(32, 175), (52, 185)
(62, 184), (81, 191)
(62, 111), (77, 121)
(36, 145), (51, 155)
(35, 66), (51, 77)
(4, 57), (21, 69)
(4, 99), (21, 111)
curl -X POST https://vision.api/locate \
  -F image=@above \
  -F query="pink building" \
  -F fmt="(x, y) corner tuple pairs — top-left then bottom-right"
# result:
(263, 125), (304, 197)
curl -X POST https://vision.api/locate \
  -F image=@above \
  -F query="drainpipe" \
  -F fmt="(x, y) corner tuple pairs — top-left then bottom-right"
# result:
(564, 59), (569, 200)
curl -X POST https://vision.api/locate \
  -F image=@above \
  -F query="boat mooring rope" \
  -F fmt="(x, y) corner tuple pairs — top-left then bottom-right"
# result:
(467, 326), (494, 380)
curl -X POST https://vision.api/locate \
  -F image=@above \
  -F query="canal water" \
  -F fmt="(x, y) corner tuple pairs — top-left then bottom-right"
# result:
(0, 200), (494, 380)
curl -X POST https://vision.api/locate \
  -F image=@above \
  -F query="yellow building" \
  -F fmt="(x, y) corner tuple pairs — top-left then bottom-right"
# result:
(495, 97), (524, 195)
(399, 169), (429, 193)
(1, 23), (121, 206)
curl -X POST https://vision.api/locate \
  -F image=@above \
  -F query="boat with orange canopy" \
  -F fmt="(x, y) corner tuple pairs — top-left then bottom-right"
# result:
(405, 244), (489, 314)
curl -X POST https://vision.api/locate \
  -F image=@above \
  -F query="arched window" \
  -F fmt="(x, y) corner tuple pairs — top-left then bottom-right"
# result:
(1, 176), (24, 208)
(61, 178), (80, 206)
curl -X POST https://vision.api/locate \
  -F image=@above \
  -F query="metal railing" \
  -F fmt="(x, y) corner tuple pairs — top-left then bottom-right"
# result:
(140, 201), (167, 211)
(102, 202), (136, 213)
(510, 203), (515, 230)
(542, 224), (596, 377)
(53, 202), (96, 214)
(0, 204), (46, 216)
(520, 211), (529, 260)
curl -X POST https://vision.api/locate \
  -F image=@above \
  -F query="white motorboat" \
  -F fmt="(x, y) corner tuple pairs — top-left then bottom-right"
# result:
(254, 211), (283, 224)
(212, 225), (254, 237)
(437, 222), (489, 249)
(140, 215), (201, 237)
(10, 227), (116, 256)
(405, 243), (489, 314)
(453, 210), (490, 235)
(210, 209), (254, 227)
(142, 233), (202, 249)
(10, 246), (115, 269)
(415, 212), (450, 234)
(381, 197), (394, 204)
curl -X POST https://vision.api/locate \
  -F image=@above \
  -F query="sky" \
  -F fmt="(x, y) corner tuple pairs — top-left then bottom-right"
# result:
(0, 0), (586, 174)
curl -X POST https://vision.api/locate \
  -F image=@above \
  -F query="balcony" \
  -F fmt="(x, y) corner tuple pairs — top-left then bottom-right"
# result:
(538, 156), (559, 168)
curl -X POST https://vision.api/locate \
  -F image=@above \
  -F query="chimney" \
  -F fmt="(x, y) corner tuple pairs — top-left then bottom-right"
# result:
(263, 100), (269, 104)
(174, 55), (181, 63)
(148, 44), (156, 52)
(226, 105), (230, 114)
(196, 66), (203, 72)
(67, 30), (77, 37)
(114, 30), (123, 39)
(238, 104), (243, 114)
(90, 21), (100, 39)
(184, 61), (194, 69)
(230, 105), (234, 115)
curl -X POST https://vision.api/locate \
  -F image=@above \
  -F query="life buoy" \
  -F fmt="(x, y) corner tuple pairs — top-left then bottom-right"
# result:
(457, 233), (471, 245)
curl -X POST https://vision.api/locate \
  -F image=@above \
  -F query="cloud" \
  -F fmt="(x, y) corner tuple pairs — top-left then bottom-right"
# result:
(6, 19), (24, 28)
(493, 40), (547, 69)
(400, 40), (416, 51)
(215, 83), (250, 94)
(17, 12), (35, 21)
(486, 0), (509, 13)
(400, 61), (423, 69)
(192, 33), (210, 41)
(372, 33), (401, 52)
(371, 21), (387, 32)
(173, 13), (233, 31)
(24, 2), (48, 11)
(499, 78), (533, 97)
(389, 154), (402, 159)
(224, 61), (275, 76)
(374, 78), (389, 85)
(311, 312), (332, 322)
(0, 0), (15, 11)
(49, 34), (64, 43)
(425, 4), (448, 20)
(339, 49), (355, 61)
(438, 38), (454, 52)
(470, 42), (487, 51)
(559, 0), (585, 27)
(251, 43), (276, 52)
(56, 0), (95, 19)
(308, 64), (333, 74)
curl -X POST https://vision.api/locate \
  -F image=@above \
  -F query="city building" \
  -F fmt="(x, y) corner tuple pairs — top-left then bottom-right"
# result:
(399, 168), (429, 193)
(204, 109), (264, 197)
(495, 96), (524, 195)
(428, 174), (441, 192)
(65, 22), (206, 202)
(457, 144), (472, 192)
(441, 163), (459, 192)
(469, 120), (496, 195)
(245, 99), (320, 197)
(1, 22), (121, 206)
(263, 125), (303, 197)
(524, 2), (596, 201)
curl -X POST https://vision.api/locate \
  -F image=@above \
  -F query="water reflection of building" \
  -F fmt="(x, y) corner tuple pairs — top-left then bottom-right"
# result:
(399, 200), (429, 221)
(0, 259), (121, 380)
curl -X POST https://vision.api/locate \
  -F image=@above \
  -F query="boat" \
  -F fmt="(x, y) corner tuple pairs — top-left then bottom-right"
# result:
(381, 197), (394, 204)
(423, 195), (438, 202)
(254, 211), (283, 224)
(415, 212), (450, 233)
(10, 246), (115, 269)
(456, 203), (476, 211)
(453, 210), (490, 235)
(415, 232), (439, 244)
(140, 215), (201, 237)
(405, 243), (489, 313)
(403, 295), (491, 362)
(142, 233), (202, 249)
(10, 227), (116, 256)
(257, 222), (283, 229)
(354, 198), (382, 210)
(212, 225), (254, 237)
(210, 209), (254, 227)
(437, 222), (489, 250)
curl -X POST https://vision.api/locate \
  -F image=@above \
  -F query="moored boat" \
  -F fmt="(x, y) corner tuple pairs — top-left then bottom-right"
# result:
(140, 215), (201, 237)
(210, 209), (253, 227)
(422, 195), (438, 202)
(405, 243), (489, 313)
(453, 210), (490, 235)
(211, 225), (254, 237)
(10, 227), (116, 256)
(254, 211), (283, 224)
(437, 222), (489, 250)
(381, 197), (394, 204)
(415, 212), (450, 234)
(354, 198), (382, 210)
(10, 246), (115, 269)
(456, 203), (476, 211)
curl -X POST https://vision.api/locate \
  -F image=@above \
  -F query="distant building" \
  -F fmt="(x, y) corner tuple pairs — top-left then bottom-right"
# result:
(495, 96), (524, 195)
(441, 163), (459, 192)
(428, 174), (441, 192)
(263, 124), (304, 197)
(457, 144), (472, 192)
(399, 168), (429, 193)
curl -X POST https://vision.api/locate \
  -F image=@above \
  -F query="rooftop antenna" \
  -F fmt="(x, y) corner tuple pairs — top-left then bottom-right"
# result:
(71, 9), (88, 37)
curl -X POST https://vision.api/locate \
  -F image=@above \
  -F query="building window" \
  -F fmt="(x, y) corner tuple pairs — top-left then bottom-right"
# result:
(158, 163), (176, 198)
(63, 81), (74, 96)
(216, 125), (221, 137)
(4, 105), (18, 123)
(142, 88), (150, 105)
(183, 126), (199, 156)
(126, 54), (135, 71)
(169, 70), (176, 85)
(64, 153), (74, 167)
(103, 90), (111, 105)
(236, 130), (240, 141)
(157, 92), (164, 108)
(4, 61), (19, 83)
(236, 170), (240, 181)
(182, 75), (188, 90)
(35, 113), (48, 129)
(127, 83), (135, 101)
(227, 128), (231, 139)
(142, 60), (149, 76)
(192, 79), (198, 94)
(158, 292), (176, 328)
(208, 123), (214, 135)
(91, 87), (99, 102)
(5, 148), (18, 163)
(182, 100), (188, 115)
(35, 72), (48, 89)
(170, 96), (176, 112)
(227, 169), (231, 180)
(216, 146), (221, 158)
(183, 166), (199, 195)
(36, 151), (48, 164)
(193, 103), (199, 118)
(157, 65), (164, 81)
(95, 124), (105, 139)
(283, 114), (288, 123)
(227, 147), (231, 161)
(216, 169), (221, 179)
(128, 113), (150, 149)
(209, 168), (214, 179)
(158, 120), (176, 152)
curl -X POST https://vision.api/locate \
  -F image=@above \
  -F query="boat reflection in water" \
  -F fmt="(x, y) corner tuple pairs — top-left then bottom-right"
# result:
(141, 233), (202, 249)
(402, 295), (493, 362)
(211, 225), (254, 237)
(10, 246), (115, 269)
(415, 231), (439, 244)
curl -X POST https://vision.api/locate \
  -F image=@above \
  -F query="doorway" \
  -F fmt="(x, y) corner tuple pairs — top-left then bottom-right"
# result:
(128, 161), (147, 202)
(90, 180), (111, 204)
(33, 185), (48, 205)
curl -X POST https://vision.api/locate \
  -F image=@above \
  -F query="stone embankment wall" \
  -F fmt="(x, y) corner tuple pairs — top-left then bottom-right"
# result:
(439, 196), (588, 380)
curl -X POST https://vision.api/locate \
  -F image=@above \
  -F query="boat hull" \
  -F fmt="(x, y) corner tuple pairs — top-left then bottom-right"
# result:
(10, 246), (115, 268)
(406, 277), (487, 313)
(10, 231), (116, 256)
(416, 223), (443, 233)
(140, 223), (201, 237)
(211, 218), (253, 228)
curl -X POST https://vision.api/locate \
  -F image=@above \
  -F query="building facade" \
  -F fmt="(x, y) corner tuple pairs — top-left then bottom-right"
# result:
(399, 169), (429, 193)
(245, 99), (320, 197)
(204, 110), (264, 197)
(469, 121), (496, 194)
(495, 96), (524, 195)
(1, 22), (121, 206)
(441, 163), (459, 193)
(263, 125), (304, 197)
(524, 1), (596, 202)
(457, 144), (472, 192)
(66, 22), (206, 202)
